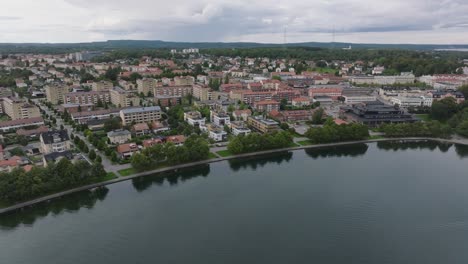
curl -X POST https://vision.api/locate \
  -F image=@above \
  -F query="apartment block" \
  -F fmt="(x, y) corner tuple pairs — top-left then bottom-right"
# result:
(119, 106), (162, 126)
(247, 116), (280, 134)
(153, 85), (193, 98)
(3, 97), (41, 120)
(137, 78), (157, 96)
(45, 83), (69, 104)
(110, 87), (141, 107)
(64, 91), (111, 105)
(92, 80), (113, 92)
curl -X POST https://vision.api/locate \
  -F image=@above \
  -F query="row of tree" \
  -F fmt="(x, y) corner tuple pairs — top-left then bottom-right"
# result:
(379, 121), (452, 138)
(227, 131), (293, 155)
(131, 135), (210, 172)
(305, 120), (369, 144)
(0, 159), (107, 204)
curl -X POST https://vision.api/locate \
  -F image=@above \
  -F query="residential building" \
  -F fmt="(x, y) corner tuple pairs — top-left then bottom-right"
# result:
(166, 135), (186, 146)
(132, 123), (151, 136)
(3, 97), (41, 120)
(253, 100), (281, 112)
(230, 121), (252, 136)
(16, 126), (49, 138)
(45, 83), (69, 104)
(110, 87), (141, 107)
(92, 80), (113, 92)
(270, 110), (315, 122)
(0, 156), (30, 173)
(43, 151), (74, 166)
(429, 91), (465, 104)
(210, 110), (231, 127)
(40, 130), (71, 154)
(174, 76), (195, 86)
(184, 111), (206, 126)
(0, 117), (45, 133)
(64, 91), (111, 105)
(137, 78), (157, 96)
(292, 97), (311, 107)
(151, 121), (170, 133)
(233, 109), (252, 121)
(201, 124), (228, 142)
(107, 130), (132, 144)
(71, 109), (121, 124)
(153, 85), (193, 97)
(247, 116), (280, 134)
(117, 143), (139, 159)
(119, 106), (162, 126)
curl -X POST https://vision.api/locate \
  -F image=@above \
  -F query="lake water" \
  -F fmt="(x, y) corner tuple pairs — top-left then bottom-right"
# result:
(1, 141), (468, 264)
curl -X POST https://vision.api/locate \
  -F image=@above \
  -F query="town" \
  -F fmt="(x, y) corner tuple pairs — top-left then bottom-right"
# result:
(0, 47), (468, 204)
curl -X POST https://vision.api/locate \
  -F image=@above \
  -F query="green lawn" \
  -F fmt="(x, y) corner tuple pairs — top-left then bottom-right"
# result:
(208, 152), (218, 159)
(297, 140), (314, 146)
(216, 150), (233, 157)
(101, 172), (118, 181)
(416, 114), (431, 122)
(118, 168), (137, 177)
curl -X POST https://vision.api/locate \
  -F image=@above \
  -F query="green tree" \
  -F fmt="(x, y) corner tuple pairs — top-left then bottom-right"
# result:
(88, 149), (96, 160)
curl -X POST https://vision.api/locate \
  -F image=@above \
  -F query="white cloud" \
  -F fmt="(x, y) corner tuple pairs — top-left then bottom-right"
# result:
(1, 0), (468, 44)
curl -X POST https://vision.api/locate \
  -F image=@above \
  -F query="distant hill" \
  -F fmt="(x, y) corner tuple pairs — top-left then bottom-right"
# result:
(1, 40), (468, 53)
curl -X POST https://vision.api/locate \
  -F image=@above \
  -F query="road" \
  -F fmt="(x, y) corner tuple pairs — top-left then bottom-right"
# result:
(36, 101), (128, 174)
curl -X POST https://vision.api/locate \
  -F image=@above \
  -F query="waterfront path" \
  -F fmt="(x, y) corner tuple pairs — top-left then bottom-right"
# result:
(1, 137), (468, 215)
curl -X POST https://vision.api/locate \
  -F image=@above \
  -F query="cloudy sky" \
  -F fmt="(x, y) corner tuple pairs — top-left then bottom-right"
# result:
(2, 0), (468, 44)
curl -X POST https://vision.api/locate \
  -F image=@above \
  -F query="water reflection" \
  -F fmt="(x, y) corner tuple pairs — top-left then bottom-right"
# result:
(454, 144), (468, 158)
(228, 152), (293, 172)
(304, 143), (369, 159)
(131, 164), (211, 192)
(0, 187), (109, 230)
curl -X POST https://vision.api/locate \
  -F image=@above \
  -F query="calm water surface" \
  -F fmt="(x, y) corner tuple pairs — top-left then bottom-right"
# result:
(1, 141), (468, 264)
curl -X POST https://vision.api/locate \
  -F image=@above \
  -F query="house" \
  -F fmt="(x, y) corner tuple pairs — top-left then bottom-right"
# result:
(43, 151), (74, 166)
(40, 130), (71, 154)
(16, 126), (49, 138)
(0, 156), (29, 172)
(166, 135), (186, 146)
(132, 123), (151, 136)
(233, 109), (252, 121)
(184, 111), (206, 127)
(117, 143), (139, 159)
(143, 138), (164, 148)
(107, 129), (132, 144)
(151, 121), (170, 133)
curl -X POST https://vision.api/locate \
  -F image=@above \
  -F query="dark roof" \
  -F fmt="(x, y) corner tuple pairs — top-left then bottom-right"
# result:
(40, 130), (70, 144)
(44, 151), (74, 162)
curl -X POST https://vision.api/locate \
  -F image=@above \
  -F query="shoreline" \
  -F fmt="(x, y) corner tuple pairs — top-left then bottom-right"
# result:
(1, 137), (466, 215)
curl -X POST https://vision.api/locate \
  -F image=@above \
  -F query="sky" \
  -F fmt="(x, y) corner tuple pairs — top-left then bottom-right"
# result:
(1, 0), (468, 44)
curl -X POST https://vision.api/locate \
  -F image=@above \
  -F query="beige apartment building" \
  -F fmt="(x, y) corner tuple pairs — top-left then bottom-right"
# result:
(110, 87), (141, 107)
(174, 76), (195, 86)
(3, 97), (41, 120)
(64, 91), (111, 105)
(119, 106), (162, 126)
(137, 78), (157, 96)
(92, 81), (113, 92)
(45, 83), (69, 104)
